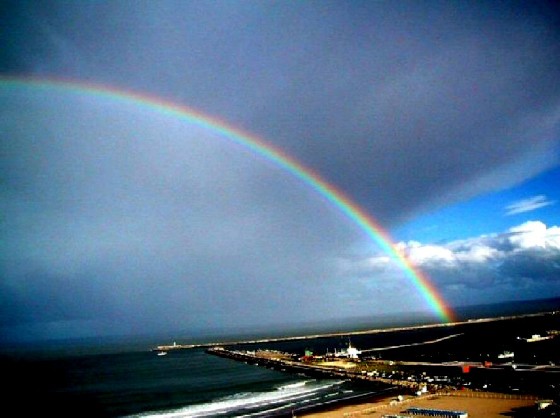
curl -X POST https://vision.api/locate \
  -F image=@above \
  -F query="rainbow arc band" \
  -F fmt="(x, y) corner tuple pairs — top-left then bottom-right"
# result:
(1, 76), (455, 323)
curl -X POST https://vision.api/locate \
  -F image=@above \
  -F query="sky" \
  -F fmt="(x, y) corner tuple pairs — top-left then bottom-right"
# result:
(1, 1), (559, 343)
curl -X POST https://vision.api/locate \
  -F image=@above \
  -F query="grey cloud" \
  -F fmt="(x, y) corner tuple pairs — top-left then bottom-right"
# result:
(2, 1), (559, 225)
(1, 89), (361, 340)
(500, 247), (560, 282)
(2, 1), (560, 341)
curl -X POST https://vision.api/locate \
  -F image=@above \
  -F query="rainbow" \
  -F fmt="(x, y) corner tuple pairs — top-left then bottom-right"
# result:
(0, 76), (455, 322)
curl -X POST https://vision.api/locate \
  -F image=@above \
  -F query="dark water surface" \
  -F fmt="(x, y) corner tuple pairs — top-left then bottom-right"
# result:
(2, 346), (388, 417)
(2, 299), (559, 417)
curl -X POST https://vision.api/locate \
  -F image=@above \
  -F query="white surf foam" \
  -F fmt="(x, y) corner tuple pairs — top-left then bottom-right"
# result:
(129, 379), (345, 417)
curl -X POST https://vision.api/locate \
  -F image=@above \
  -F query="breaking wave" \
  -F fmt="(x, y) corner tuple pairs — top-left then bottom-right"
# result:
(130, 379), (346, 417)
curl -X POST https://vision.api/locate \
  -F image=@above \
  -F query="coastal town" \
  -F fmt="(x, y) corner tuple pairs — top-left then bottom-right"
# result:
(155, 311), (560, 417)
(205, 332), (559, 394)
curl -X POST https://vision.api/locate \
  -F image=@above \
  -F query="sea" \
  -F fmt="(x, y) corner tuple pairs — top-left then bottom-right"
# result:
(2, 298), (559, 417)
(2, 339), (392, 418)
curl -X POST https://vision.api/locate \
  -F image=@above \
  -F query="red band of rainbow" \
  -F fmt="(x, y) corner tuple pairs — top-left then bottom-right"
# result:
(1, 76), (455, 323)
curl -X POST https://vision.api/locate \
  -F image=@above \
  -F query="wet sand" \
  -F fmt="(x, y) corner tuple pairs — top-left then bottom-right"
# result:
(299, 392), (538, 417)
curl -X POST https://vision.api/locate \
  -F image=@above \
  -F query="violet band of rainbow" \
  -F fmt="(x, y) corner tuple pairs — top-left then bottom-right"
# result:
(1, 75), (455, 323)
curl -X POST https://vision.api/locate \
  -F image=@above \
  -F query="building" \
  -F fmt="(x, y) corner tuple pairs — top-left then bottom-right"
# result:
(405, 407), (468, 418)
(333, 341), (362, 359)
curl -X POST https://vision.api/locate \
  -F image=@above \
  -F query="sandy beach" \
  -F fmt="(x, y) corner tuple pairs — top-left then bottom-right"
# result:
(299, 391), (539, 417)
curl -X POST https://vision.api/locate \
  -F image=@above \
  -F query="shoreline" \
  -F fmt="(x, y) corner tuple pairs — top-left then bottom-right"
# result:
(297, 390), (541, 417)
(291, 388), (398, 417)
(154, 310), (557, 351)
(203, 311), (558, 417)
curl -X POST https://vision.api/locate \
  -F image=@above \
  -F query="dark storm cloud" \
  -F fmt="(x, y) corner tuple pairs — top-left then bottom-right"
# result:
(2, 1), (560, 341)
(1, 89), (358, 341)
(2, 0), (559, 224)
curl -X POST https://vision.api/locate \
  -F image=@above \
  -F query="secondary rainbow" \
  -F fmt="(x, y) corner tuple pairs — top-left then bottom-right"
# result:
(1, 75), (455, 322)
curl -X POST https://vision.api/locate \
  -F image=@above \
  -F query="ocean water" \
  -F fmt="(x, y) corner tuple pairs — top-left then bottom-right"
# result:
(2, 346), (388, 417)
(3, 298), (559, 417)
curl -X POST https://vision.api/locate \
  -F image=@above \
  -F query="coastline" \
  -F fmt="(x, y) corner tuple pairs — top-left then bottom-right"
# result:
(297, 390), (540, 417)
(3, 308), (555, 417)
(155, 310), (557, 351)
(289, 387), (398, 417)
(203, 310), (558, 417)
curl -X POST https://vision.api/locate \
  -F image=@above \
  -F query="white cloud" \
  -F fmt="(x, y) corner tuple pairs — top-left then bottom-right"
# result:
(505, 195), (555, 215)
(397, 238), (503, 268)
(508, 220), (547, 249)
(345, 221), (560, 303)
(455, 244), (501, 263)
(406, 244), (456, 265)
(506, 221), (560, 250)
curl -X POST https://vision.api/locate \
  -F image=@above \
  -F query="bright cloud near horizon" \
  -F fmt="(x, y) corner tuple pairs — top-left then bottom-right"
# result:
(400, 221), (560, 304)
(1, 1), (560, 343)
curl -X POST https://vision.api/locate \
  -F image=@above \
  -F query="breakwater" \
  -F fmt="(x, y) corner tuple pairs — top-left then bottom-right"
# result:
(207, 347), (348, 380)
(154, 310), (556, 353)
(207, 347), (404, 387)
(205, 346), (559, 394)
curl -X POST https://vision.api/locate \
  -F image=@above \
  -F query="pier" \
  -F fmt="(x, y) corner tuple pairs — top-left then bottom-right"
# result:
(205, 345), (560, 397)
(206, 347), (417, 389)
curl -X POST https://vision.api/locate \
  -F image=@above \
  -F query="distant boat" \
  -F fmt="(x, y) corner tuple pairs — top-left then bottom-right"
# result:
(498, 351), (514, 359)
(518, 334), (553, 343)
(157, 351), (167, 356)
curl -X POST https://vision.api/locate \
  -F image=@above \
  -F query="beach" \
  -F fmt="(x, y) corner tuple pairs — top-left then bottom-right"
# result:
(299, 391), (538, 417)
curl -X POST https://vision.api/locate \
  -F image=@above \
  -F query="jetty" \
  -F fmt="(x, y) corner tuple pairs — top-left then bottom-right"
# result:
(206, 345), (560, 397)
(206, 347), (419, 389)
(153, 310), (557, 353)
